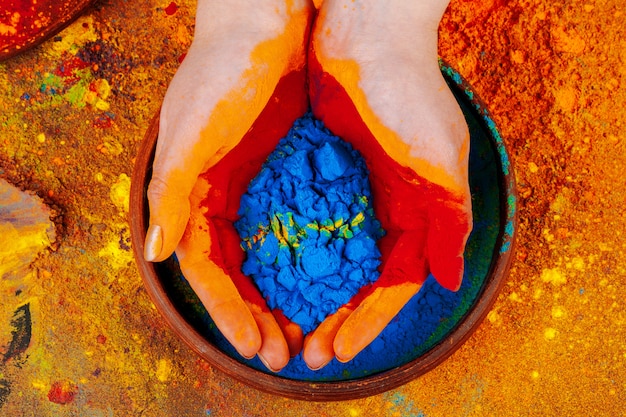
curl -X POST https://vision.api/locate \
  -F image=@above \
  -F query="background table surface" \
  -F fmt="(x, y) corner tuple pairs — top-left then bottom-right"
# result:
(1, 0), (624, 415)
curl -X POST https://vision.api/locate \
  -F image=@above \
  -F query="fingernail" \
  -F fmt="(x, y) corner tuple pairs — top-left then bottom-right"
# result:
(257, 353), (282, 373)
(144, 224), (163, 262)
(335, 354), (353, 364)
(305, 358), (332, 371)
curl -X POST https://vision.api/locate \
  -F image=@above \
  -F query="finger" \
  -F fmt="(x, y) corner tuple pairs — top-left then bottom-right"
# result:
(143, 49), (224, 262)
(175, 177), (262, 359)
(333, 230), (428, 362)
(302, 305), (354, 370)
(333, 283), (421, 363)
(211, 218), (292, 372)
(177, 244), (263, 360)
(246, 304), (291, 372)
(144, 108), (218, 262)
(272, 309), (304, 358)
(427, 197), (472, 291)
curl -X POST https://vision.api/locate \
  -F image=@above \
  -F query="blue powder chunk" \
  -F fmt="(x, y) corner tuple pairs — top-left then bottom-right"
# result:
(284, 149), (314, 180)
(345, 237), (377, 263)
(313, 141), (351, 181)
(257, 233), (279, 264)
(277, 266), (297, 291)
(235, 112), (385, 334)
(301, 246), (341, 278)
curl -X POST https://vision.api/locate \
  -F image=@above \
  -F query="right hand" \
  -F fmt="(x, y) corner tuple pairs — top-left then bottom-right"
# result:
(143, 0), (313, 371)
(303, 0), (473, 369)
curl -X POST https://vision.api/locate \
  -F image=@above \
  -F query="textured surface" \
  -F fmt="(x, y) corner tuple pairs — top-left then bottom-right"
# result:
(0, 0), (624, 415)
(235, 113), (383, 334)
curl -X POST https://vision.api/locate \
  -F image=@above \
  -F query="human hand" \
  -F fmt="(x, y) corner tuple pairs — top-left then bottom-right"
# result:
(143, 0), (313, 371)
(144, 0), (313, 261)
(303, 0), (472, 369)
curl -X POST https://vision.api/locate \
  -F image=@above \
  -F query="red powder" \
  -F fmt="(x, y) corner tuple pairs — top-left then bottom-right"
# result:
(54, 55), (90, 85)
(164, 2), (179, 16)
(307, 50), (469, 291)
(47, 381), (77, 405)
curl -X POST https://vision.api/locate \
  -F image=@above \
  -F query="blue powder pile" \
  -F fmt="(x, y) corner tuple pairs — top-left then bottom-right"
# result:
(234, 113), (385, 334)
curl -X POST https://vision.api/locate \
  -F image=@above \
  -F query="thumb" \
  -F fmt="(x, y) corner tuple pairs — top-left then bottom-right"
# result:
(144, 116), (207, 262)
(427, 198), (472, 291)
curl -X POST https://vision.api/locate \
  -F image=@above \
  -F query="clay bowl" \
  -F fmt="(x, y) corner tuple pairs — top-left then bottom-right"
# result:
(129, 64), (517, 401)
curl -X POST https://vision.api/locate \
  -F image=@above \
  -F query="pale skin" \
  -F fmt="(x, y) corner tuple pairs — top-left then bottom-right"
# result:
(144, 0), (471, 371)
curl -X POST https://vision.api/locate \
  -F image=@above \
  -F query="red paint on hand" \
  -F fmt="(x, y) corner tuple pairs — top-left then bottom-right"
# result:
(308, 51), (470, 291)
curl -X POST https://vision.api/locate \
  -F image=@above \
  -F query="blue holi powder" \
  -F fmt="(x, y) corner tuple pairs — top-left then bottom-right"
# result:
(234, 113), (385, 334)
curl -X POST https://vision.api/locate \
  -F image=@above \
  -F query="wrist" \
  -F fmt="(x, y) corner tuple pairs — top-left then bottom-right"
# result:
(193, 0), (311, 41)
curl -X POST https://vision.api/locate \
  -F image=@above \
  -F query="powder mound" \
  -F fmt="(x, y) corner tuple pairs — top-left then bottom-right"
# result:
(235, 113), (385, 334)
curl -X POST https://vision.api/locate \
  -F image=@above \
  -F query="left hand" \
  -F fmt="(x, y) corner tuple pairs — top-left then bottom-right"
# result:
(176, 68), (309, 371)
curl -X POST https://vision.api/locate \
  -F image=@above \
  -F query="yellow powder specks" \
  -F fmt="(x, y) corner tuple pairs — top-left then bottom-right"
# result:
(49, 16), (98, 56)
(508, 292), (523, 303)
(175, 24), (192, 46)
(551, 305), (566, 319)
(550, 191), (570, 213)
(156, 358), (173, 382)
(542, 228), (555, 243)
(510, 49), (525, 64)
(541, 268), (567, 286)
(0, 12), (20, 35)
(32, 380), (47, 391)
(98, 239), (133, 270)
(98, 136), (124, 157)
(94, 172), (104, 183)
(544, 328), (558, 341)
(36, 133), (46, 143)
(84, 78), (111, 111)
(487, 309), (502, 326)
(528, 162), (539, 173)
(531, 370), (540, 380)
(109, 173), (130, 213)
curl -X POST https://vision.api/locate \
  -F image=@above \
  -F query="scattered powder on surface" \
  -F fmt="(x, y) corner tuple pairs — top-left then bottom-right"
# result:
(234, 112), (384, 334)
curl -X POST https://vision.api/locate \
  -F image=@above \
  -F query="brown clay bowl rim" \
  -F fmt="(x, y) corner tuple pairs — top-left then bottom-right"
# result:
(0, 0), (98, 62)
(129, 65), (517, 401)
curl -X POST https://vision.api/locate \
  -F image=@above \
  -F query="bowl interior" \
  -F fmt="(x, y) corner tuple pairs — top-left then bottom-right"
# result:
(129, 64), (516, 400)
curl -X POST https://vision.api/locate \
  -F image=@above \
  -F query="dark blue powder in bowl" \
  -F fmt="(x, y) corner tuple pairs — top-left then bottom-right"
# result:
(234, 113), (384, 334)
